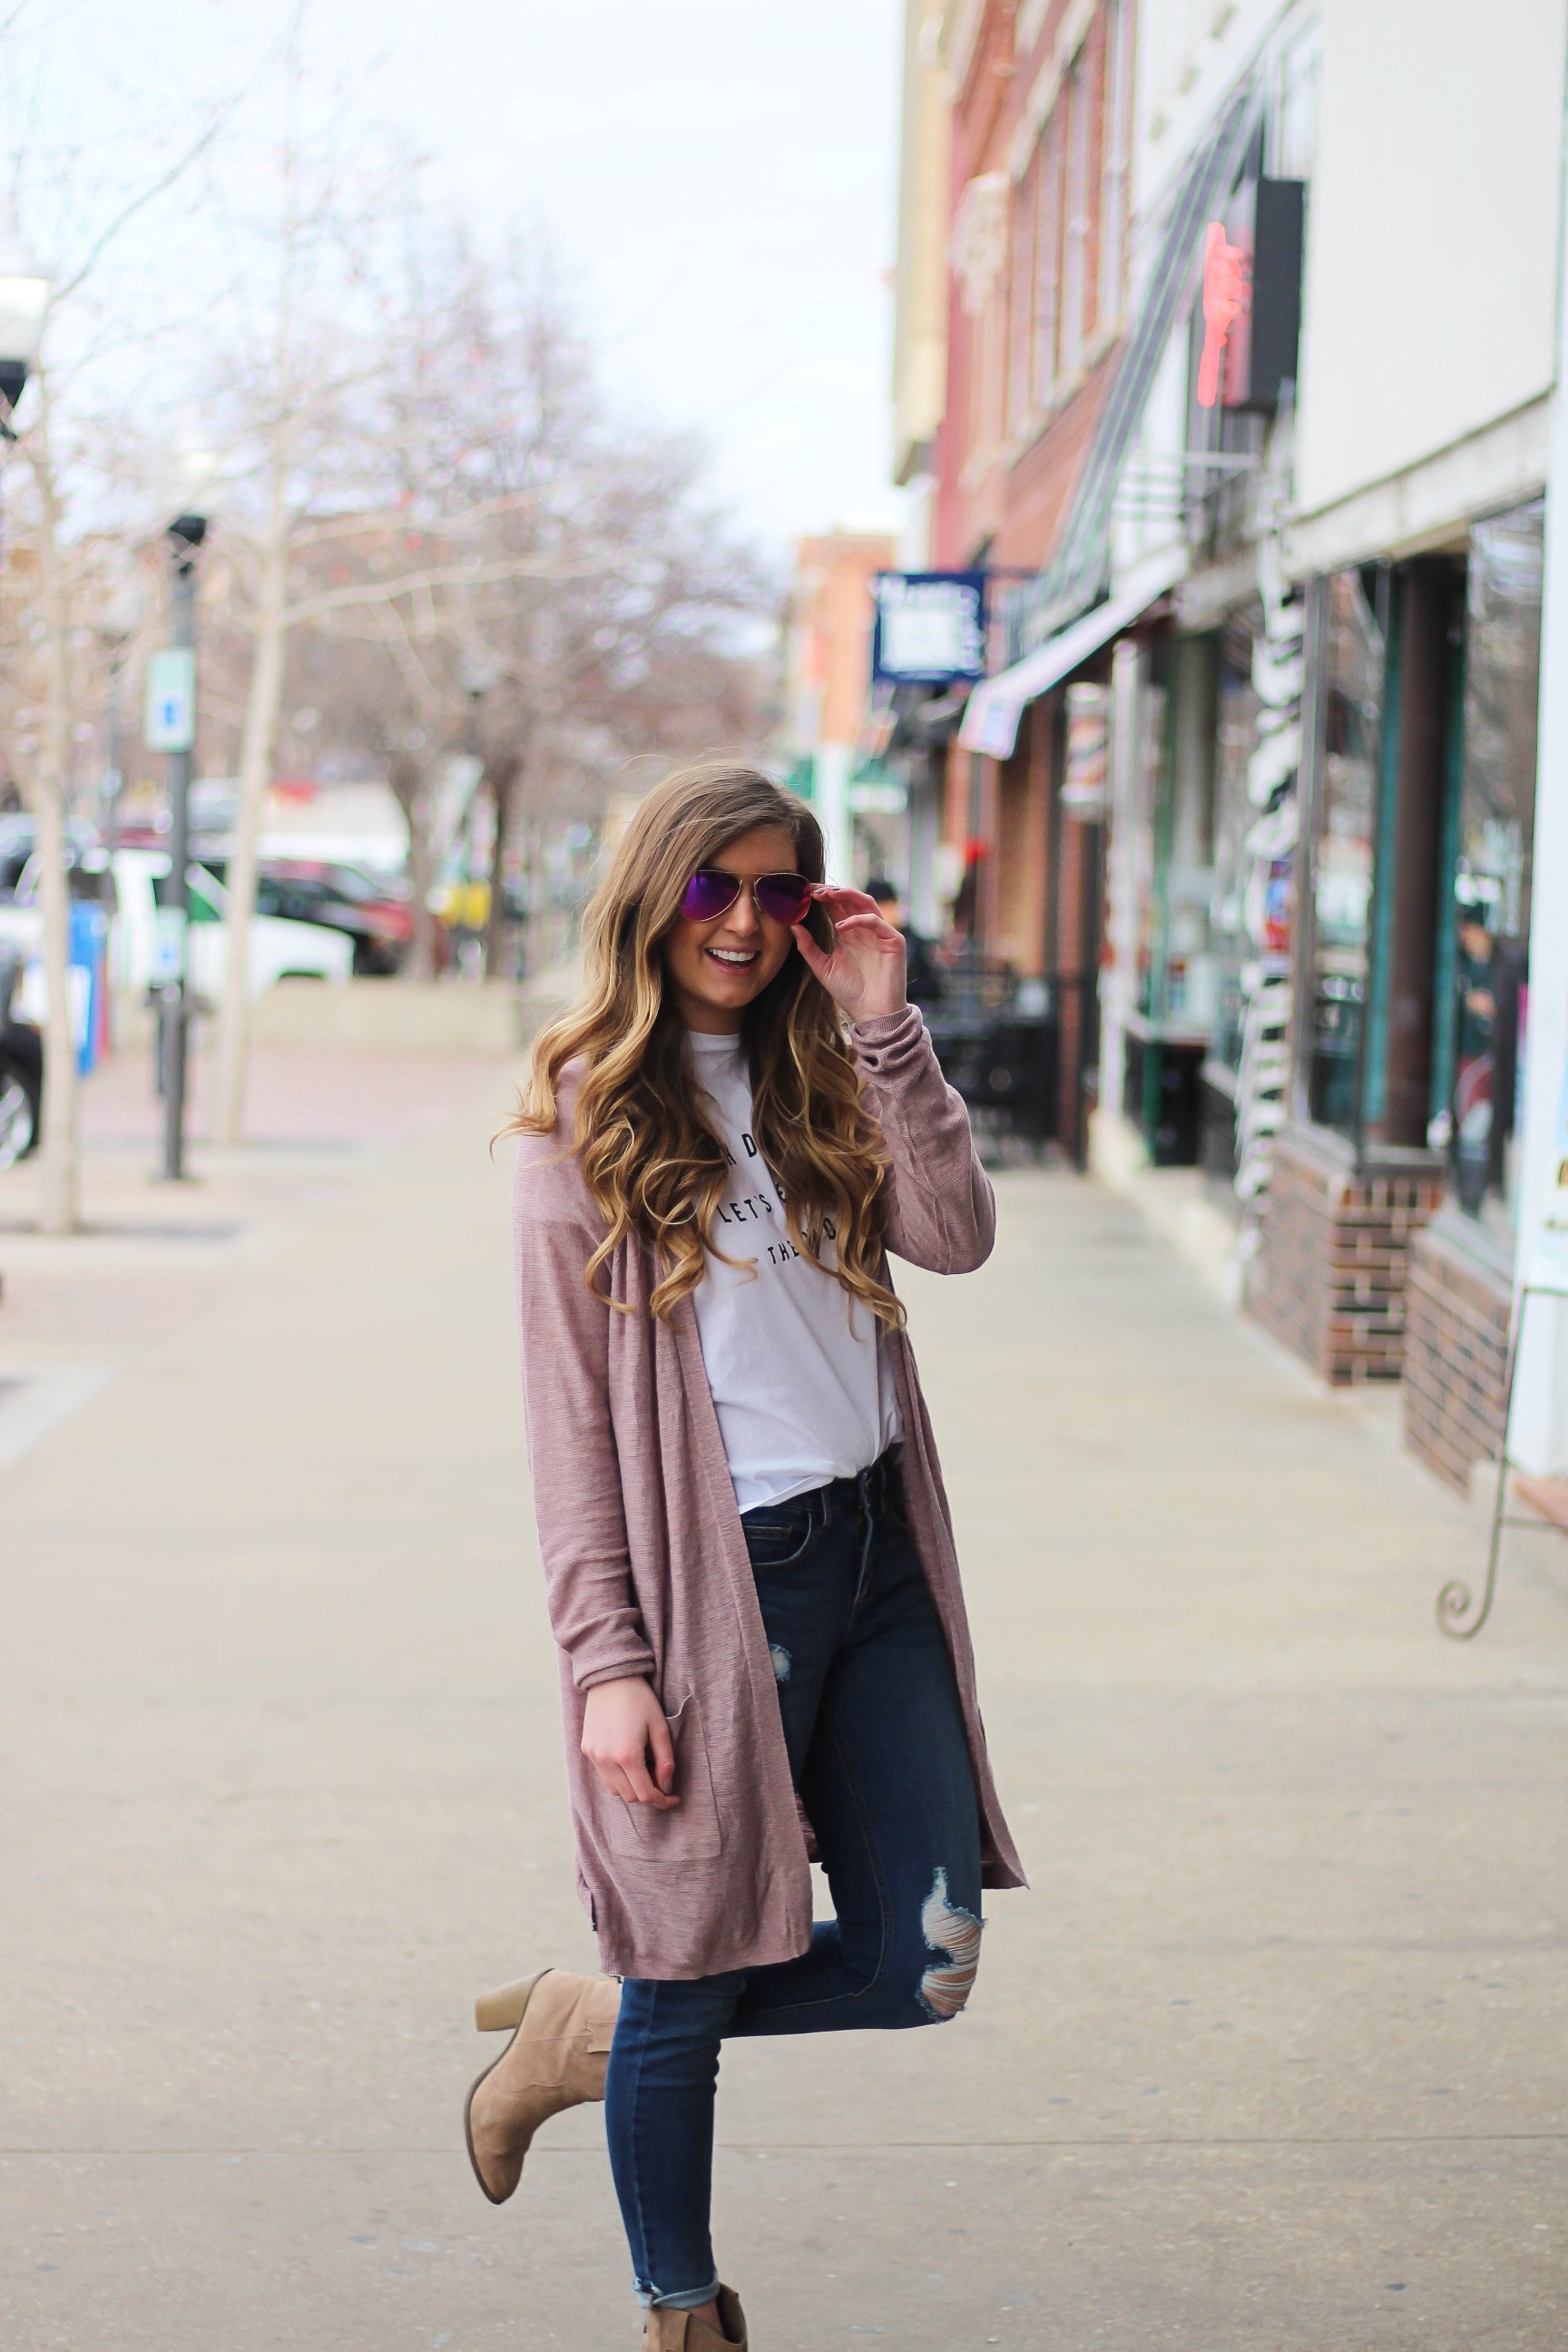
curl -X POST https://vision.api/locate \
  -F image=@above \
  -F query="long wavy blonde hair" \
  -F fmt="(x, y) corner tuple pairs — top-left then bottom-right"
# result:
(509, 760), (903, 1328)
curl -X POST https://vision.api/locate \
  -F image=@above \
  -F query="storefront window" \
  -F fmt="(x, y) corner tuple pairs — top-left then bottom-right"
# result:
(1443, 499), (1542, 1240)
(1308, 569), (1384, 1133)
(1129, 637), (1222, 1027)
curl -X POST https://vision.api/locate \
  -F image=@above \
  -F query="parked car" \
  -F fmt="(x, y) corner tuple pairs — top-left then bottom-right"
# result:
(0, 944), (42, 1165)
(109, 852), (354, 996)
(0, 814), (103, 901)
(245, 859), (414, 975)
(0, 848), (352, 1052)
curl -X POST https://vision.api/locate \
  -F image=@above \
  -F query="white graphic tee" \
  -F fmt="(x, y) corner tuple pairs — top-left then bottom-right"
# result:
(685, 1029), (901, 1513)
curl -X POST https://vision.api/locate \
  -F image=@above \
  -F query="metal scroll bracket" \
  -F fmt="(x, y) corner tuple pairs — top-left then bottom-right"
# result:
(1438, 1228), (1568, 1640)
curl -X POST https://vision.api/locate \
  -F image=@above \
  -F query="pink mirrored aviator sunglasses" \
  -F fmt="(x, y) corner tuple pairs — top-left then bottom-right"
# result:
(678, 867), (815, 928)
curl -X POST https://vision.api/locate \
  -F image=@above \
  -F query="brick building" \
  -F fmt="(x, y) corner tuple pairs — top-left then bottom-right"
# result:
(921, 0), (1136, 1158)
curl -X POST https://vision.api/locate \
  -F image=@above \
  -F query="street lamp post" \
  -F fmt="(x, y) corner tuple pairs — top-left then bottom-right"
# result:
(0, 208), (51, 591)
(459, 661), (493, 979)
(155, 513), (207, 1181)
(0, 202), (51, 431)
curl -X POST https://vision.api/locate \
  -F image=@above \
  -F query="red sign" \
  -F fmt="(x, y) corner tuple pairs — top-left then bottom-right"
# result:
(1197, 220), (1249, 408)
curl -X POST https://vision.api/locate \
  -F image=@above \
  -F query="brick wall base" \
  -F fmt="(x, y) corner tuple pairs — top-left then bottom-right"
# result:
(1402, 1210), (1511, 1494)
(1247, 1128), (1446, 1386)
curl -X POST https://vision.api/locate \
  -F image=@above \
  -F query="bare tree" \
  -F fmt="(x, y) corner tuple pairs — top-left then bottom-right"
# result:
(466, 426), (772, 977)
(291, 573), (463, 980)
(316, 223), (773, 979)
(200, 153), (633, 1126)
(0, 23), (253, 1229)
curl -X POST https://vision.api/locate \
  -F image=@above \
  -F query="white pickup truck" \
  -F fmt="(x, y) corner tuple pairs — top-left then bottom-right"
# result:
(108, 849), (353, 995)
(0, 848), (353, 1007)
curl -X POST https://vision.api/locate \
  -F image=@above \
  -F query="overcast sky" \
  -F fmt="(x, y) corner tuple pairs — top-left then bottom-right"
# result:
(7, 0), (906, 562)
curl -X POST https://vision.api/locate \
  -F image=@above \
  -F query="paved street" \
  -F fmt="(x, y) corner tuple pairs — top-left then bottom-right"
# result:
(3, 1054), (1565, 2350)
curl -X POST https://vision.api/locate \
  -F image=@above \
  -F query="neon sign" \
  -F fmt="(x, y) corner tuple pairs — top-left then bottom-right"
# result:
(1197, 219), (1249, 408)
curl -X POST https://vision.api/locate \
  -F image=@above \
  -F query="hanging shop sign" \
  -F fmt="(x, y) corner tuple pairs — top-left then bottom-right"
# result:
(1196, 175), (1305, 413)
(1061, 682), (1110, 817)
(1197, 222), (1248, 408)
(871, 571), (987, 687)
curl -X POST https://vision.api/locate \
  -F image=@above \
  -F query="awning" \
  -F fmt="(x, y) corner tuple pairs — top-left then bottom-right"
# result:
(957, 547), (1184, 760)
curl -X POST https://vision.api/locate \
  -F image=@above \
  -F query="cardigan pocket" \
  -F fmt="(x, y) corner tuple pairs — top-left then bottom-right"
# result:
(603, 1695), (723, 1861)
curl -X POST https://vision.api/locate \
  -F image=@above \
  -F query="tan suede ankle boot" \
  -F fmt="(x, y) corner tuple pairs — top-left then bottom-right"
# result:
(464, 1966), (620, 2204)
(640, 2287), (748, 2350)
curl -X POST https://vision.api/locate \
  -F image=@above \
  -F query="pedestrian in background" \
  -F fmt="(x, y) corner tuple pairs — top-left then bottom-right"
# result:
(466, 761), (1024, 2349)
(864, 871), (946, 1008)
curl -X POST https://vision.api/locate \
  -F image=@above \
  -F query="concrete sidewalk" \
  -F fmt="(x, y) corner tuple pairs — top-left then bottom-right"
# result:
(2, 1074), (1565, 2349)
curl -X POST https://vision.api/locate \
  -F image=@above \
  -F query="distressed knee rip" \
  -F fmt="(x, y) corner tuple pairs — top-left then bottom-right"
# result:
(917, 1866), (983, 2021)
(769, 1643), (792, 1684)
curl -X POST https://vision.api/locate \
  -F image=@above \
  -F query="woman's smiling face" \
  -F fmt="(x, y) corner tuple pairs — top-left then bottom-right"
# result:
(662, 822), (800, 1034)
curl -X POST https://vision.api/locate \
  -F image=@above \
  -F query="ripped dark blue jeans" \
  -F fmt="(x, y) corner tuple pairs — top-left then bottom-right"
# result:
(604, 1448), (985, 2311)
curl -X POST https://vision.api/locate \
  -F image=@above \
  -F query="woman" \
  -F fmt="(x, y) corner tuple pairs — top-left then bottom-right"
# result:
(466, 762), (1024, 2349)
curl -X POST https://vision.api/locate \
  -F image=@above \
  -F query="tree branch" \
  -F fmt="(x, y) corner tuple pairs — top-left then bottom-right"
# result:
(53, 77), (260, 307)
(280, 547), (614, 627)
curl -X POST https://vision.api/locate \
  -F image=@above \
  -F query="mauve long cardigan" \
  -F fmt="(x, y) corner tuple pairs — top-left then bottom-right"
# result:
(511, 1003), (1026, 1980)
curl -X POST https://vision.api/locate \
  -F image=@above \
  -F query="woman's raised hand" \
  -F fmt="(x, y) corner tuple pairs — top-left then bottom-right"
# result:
(581, 1676), (680, 1809)
(792, 885), (908, 1024)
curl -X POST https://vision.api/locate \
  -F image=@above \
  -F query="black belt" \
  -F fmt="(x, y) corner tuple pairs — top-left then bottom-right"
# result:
(740, 1444), (904, 1607)
(816, 1441), (903, 1525)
